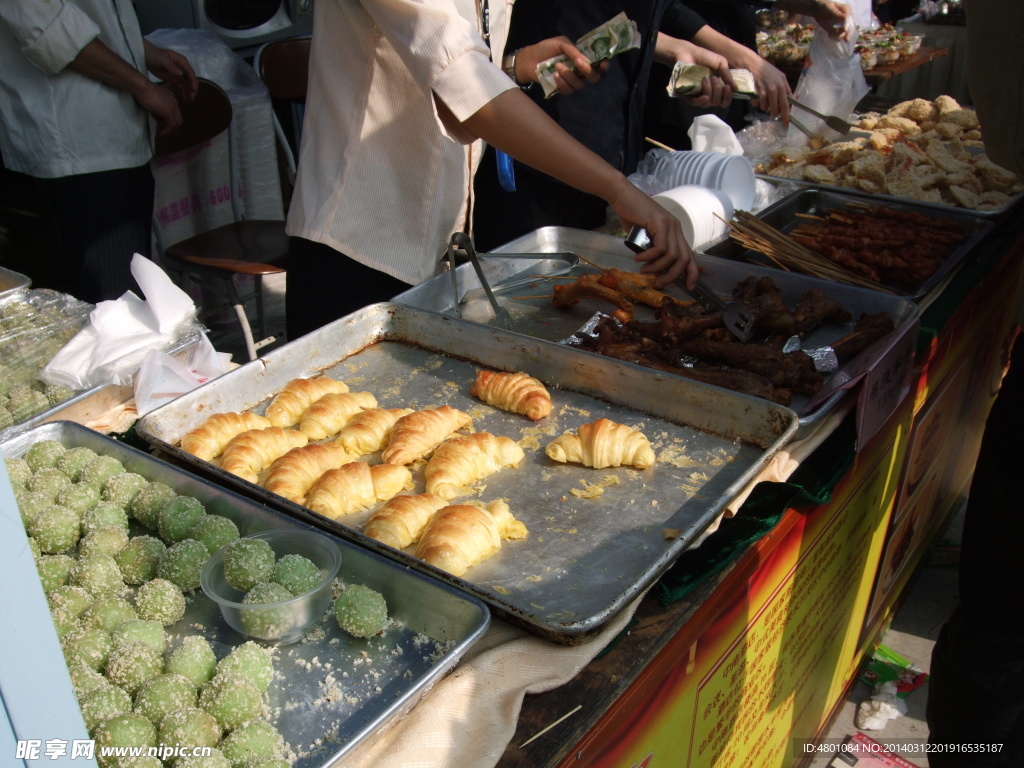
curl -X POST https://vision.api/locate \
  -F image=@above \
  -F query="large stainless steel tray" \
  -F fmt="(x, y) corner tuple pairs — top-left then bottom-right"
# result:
(2, 420), (489, 767)
(704, 188), (993, 302)
(136, 302), (799, 644)
(396, 227), (919, 430)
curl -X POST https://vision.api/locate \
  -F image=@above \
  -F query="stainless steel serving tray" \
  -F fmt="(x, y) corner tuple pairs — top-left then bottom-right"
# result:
(396, 227), (918, 431)
(1, 420), (489, 767)
(136, 302), (798, 644)
(704, 188), (993, 302)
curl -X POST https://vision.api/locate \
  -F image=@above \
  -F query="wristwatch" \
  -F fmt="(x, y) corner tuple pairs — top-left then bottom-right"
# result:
(502, 48), (533, 89)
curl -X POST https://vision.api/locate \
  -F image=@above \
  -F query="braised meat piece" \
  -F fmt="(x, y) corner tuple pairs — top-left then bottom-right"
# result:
(793, 288), (852, 337)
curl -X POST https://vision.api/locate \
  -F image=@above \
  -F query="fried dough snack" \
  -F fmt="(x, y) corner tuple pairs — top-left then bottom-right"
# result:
(180, 411), (273, 461)
(305, 462), (413, 519)
(415, 500), (528, 577)
(219, 427), (309, 483)
(265, 376), (350, 427)
(545, 418), (656, 469)
(424, 432), (526, 501)
(471, 370), (552, 421)
(363, 493), (447, 550)
(335, 408), (414, 456)
(262, 442), (354, 504)
(298, 391), (378, 440)
(381, 406), (472, 466)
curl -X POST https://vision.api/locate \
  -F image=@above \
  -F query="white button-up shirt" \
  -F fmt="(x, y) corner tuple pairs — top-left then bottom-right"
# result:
(286, 0), (518, 286)
(0, 0), (151, 179)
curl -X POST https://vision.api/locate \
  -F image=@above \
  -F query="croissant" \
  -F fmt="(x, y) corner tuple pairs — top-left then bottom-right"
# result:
(262, 442), (355, 504)
(363, 493), (447, 550)
(265, 376), (350, 427)
(335, 408), (414, 456)
(471, 370), (552, 421)
(219, 427), (309, 483)
(381, 405), (472, 466)
(305, 462), (413, 519)
(415, 500), (528, 577)
(180, 411), (273, 461)
(298, 391), (378, 440)
(424, 432), (525, 500)
(545, 418), (656, 469)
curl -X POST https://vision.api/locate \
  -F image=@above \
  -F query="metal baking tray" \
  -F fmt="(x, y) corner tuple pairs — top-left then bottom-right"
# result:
(136, 302), (798, 644)
(0, 266), (31, 300)
(1, 420), (489, 767)
(396, 227), (918, 430)
(705, 188), (993, 302)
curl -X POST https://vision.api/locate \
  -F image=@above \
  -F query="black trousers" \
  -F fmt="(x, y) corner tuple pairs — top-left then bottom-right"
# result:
(35, 163), (155, 304)
(284, 236), (410, 340)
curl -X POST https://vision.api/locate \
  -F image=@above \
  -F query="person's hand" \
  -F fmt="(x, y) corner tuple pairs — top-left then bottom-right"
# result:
(133, 81), (185, 136)
(607, 181), (699, 290)
(144, 42), (198, 103)
(747, 57), (792, 123)
(784, 0), (852, 40)
(514, 37), (609, 95)
(669, 39), (735, 109)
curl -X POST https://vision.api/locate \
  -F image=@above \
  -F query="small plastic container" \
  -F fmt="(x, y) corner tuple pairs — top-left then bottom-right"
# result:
(201, 529), (341, 645)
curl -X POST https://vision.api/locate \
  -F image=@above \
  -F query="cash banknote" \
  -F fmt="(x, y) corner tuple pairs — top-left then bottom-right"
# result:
(535, 12), (641, 99)
(666, 62), (758, 99)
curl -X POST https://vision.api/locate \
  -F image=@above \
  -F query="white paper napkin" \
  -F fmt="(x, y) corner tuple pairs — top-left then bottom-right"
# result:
(688, 114), (744, 156)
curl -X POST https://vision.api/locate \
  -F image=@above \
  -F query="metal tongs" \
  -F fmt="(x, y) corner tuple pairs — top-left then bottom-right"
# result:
(787, 95), (864, 137)
(446, 232), (515, 330)
(624, 226), (754, 342)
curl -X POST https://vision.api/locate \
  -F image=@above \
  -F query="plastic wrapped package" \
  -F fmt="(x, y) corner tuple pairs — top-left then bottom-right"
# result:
(0, 289), (93, 428)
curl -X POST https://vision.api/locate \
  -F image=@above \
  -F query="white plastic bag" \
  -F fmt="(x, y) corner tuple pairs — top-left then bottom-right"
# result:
(133, 333), (232, 416)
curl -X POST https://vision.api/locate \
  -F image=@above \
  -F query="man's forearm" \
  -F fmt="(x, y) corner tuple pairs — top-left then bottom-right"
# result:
(67, 38), (150, 98)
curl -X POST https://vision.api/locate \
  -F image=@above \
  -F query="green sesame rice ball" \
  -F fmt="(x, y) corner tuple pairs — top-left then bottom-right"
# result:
(16, 489), (52, 528)
(50, 606), (81, 639)
(113, 755), (163, 768)
(175, 748), (232, 768)
(166, 636), (217, 689)
(48, 585), (93, 618)
(218, 720), (284, 766)
(27, 535), (41, 559)
(271, 553), (322, 596)
(78, 455), (127, 490)
(79, 526), (130, 559)
(222, 538), (275, 593)
(134, 673), (197, 727)
(198, 672), (263, 732)
(36, 553), (76, 592)
(187, 515), (239, 556)
(111, 619), (167, 656)
(239, 582), (294, 640)
(81, 596), (137, 633)
(54, 446), (98, 481)
(93, 713), (157, 767)
(6, 456), (32, 487)
(69, 553), (125, 597)
(115, 535), (166, 584)
(129, 482), (176, 530)
(104, 641), (164, 696)
(102, 472), (148, 507)
(157, 539), (209, 592)
(215, 642), (273, 694)
(333, 584), (388, 638)
(60, 626), (114, 671)
(81, 501), (130, 534)
(159, 706), (222, 754)
(55, 482), (100, 514)
(158, 496), (207, 544)
(80, 683), (133, 733)
(26, 467), (72, 502)
(29, 505), (81, 553)
(134, 578), (186, 625)
(68, 663), (109, 699)
(243, 581), (293, 605)
(24, 439), (66, 471)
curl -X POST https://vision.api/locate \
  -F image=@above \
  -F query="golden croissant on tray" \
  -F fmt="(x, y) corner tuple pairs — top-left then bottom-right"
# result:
(335, 407), (414, 456)
(219, 427), (309, 483)
(424, 432), (525, 500)
(262, 442), (354, 504)
(180, 411), (273, 461)
(298, 391), (378, 440)
(381, 405), (472, 466)
(305, 461), (413, 519)
(363, 493), (448, 550)
(470, 370), (553, 421)
(415, 499), (528, 577)
(265, 376), (350, 427)
(545, 418), (656, 470)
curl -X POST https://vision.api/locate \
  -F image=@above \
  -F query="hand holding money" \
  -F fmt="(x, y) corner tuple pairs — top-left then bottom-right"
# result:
(667, 62), (757, 99)
(535, 13), (641, 99)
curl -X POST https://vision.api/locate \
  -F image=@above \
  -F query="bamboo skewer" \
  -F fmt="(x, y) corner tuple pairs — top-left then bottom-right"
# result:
(644, 136), (676, 152)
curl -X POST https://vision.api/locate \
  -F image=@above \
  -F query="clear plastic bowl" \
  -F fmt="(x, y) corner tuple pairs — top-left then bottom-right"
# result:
(201, 529), (341, 645)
